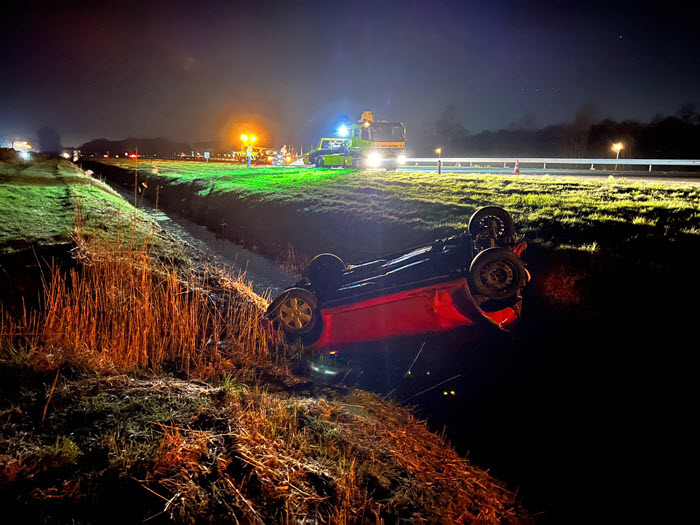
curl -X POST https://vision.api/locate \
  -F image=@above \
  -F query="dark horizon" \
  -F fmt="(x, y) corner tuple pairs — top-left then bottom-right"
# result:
(2, 0), (699, 149)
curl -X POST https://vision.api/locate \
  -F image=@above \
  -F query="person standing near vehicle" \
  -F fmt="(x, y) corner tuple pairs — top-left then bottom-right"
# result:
(280, 144), (287, 156)
(246, 144), (253, 168)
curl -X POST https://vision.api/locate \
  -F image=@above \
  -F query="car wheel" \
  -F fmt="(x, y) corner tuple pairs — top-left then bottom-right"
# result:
(468, 206), (516, 250)
(267, 288), (319, 336)
(469, 247), (527, 300)
(307, 253), (345, 292)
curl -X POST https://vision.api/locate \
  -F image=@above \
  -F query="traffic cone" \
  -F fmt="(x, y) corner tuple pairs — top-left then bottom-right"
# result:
(513, 159), (520, 174)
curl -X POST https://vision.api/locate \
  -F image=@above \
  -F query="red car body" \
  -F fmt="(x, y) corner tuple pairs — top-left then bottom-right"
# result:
(267, 207), (529, 349)
(311, 277), (521, 348)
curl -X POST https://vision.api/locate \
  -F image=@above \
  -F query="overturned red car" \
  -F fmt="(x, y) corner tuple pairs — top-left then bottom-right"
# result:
(267, 207), (529, 348)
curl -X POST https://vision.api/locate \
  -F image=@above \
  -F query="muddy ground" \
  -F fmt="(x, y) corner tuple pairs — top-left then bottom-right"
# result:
(83, 160), (693, 523)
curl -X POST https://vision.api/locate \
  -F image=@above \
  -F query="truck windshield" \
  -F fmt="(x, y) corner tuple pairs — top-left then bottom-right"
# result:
(370, 123), (405, 142)
(320, 139), (347, 149)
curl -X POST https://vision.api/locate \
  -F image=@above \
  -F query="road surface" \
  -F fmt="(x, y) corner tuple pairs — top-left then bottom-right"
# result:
(396, 166), (700, 184)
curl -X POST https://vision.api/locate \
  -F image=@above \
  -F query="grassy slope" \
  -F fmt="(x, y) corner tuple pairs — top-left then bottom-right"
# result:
(0, 365), (529, 523)
(0, 160), (530, 522)
(0, 159), (182, 258)
(103, 158), (700, 255)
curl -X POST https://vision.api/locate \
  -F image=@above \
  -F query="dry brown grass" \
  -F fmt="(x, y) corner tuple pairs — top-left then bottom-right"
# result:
(226, 388), (529, 523)
(1, 234), (282, 378)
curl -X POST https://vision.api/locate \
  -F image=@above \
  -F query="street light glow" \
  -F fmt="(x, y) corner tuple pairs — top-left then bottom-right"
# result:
(435, 148), (441, 154)
(612, 142), (623, 169)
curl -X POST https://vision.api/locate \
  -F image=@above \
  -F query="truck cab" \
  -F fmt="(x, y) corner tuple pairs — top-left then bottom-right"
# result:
(305, 138), (349, 166)
(347, 111), (406, 169)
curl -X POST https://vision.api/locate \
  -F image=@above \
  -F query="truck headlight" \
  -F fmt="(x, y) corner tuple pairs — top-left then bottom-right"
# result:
(367, 151), (382, 167)
(397, 154), (406, 164)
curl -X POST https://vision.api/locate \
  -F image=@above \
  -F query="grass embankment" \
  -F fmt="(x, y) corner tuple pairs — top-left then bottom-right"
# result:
(0, 159), (529, 522)
(99, 158), (700, 260)
(0, 159), (182, 257)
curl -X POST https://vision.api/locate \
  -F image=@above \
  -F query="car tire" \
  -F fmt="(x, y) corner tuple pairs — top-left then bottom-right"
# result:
(469, 247), (527, 300)
(266, 288), (319, 337)
(307, 253), (345, 292)
(468, 206), (516, 249)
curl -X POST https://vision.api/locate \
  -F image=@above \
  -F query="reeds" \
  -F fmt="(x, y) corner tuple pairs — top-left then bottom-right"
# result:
(1, 234), (279, 377)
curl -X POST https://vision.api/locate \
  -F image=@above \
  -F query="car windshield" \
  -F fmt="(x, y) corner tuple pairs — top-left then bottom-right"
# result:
(370, 123), (405, 142)
(320, 138), (347, 149)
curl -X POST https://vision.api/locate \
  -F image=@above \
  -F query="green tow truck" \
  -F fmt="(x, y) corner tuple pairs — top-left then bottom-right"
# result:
(313, 111), (407, 170)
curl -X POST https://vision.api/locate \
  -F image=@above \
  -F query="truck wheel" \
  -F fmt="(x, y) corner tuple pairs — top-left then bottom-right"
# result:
(468, 206), (516, 250)
(352, 156), (362, 169)
(317, 156), (324, 167)
(469, 248), (527, 300)
(307, 253), (345, 292)
(266, 288), (319, 336)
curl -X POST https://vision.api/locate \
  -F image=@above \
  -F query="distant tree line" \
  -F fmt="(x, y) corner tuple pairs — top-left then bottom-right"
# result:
(80, 137), (192, 157)
(420, 103), (700, 159)
(75, 103), (700, 160)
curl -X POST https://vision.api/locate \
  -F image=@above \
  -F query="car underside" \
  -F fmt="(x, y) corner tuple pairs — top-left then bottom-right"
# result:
(267, 206), (529, 348)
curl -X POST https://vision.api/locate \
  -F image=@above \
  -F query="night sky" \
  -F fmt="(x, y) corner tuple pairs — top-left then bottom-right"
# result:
(1, 0), (699, 149)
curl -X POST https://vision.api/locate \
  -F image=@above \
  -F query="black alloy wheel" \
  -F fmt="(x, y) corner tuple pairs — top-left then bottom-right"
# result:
(469, 247), (527, 300)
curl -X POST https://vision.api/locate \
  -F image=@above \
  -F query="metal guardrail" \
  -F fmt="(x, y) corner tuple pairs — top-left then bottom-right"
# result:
(404, 157), (700, 171)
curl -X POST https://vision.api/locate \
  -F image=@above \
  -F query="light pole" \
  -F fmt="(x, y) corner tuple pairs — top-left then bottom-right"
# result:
(436, 148), (442, 175)
(612, 142), (623, 171)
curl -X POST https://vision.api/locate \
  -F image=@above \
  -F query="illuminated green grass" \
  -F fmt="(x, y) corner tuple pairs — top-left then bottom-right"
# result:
(102, 159), (700, 255)
(0, 159), (182, 256)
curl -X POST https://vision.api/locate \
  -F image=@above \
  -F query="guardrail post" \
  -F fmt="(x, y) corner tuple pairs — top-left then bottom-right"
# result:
(649, 165), (652, 172)
(438, 159), (442, 175)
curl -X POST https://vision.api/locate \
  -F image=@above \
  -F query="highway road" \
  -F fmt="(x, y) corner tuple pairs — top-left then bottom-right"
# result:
(396, 165), (700, 184)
